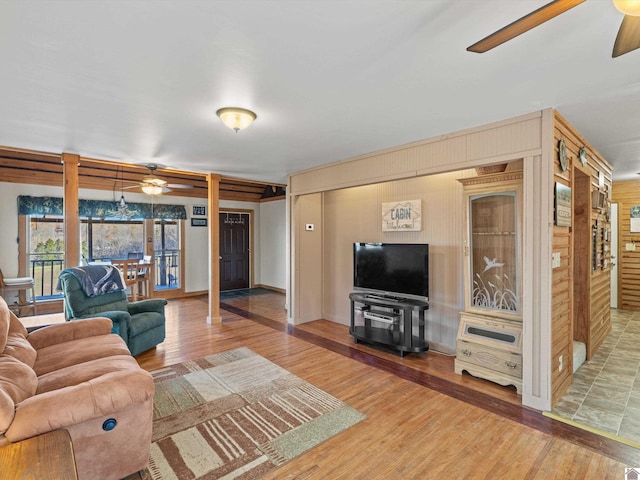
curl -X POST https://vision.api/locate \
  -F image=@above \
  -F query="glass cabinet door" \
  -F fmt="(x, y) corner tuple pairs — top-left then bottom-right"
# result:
(468, 191), (519, 314)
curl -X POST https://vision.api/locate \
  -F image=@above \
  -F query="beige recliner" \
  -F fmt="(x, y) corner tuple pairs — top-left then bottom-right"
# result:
(0, 295), (154, 479)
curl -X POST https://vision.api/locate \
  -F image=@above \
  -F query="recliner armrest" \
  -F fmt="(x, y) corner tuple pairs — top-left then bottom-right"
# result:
(27, 318), (113, 350)
(127, 298), (167, 315)
(5, 369), (154, 442)
(77, 311), (131, 343)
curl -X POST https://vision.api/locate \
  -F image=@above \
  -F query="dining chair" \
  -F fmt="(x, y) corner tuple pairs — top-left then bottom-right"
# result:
(0, 268), (37, 316)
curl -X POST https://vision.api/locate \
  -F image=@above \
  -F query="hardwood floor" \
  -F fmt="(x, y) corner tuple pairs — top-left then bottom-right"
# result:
(130, 293), (638, 478)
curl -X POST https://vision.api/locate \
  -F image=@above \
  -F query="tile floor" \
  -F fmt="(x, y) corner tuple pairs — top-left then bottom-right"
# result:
(552, 309), (640, 444)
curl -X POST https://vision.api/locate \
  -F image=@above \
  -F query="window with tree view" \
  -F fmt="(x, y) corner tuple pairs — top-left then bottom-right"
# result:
(28, 216), (181, 298)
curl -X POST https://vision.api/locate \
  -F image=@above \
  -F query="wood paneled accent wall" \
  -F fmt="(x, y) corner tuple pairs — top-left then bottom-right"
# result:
(612, 180), (640, 310)
(551, 111), (612, 405)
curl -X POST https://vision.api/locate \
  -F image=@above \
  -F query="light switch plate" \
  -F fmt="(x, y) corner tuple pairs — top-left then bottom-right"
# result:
(626, 243), (636, 251)
(552, 252), (561, 269)
(305, 224), (314, 231)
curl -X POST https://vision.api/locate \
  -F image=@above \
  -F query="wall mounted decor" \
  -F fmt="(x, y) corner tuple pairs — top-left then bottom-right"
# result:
(578, 147), (588, 166)
(631, 206), (640, 233)
(558, 139), (568, 172)
(381, 199), (422, 232)
(191, 218), (207, 227)
(554, 183), (572, 227)
(192, 205), (206, 216)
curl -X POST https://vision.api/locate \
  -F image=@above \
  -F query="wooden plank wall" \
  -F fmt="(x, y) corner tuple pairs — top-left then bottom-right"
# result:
(551, 111), (612, 405)
(612, 180), (640, 310)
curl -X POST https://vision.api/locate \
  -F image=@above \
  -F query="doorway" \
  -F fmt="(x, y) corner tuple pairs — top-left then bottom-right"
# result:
(219, 212), (251, 291)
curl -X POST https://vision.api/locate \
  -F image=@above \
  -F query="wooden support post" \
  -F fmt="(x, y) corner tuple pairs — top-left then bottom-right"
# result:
(207, 173), (221, 323)
(62, 153), (80, 268)
(144, 218), (155, 299)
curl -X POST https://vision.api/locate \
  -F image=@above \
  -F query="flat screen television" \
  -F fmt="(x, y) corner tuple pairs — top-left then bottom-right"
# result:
(353, 242), (429, 301)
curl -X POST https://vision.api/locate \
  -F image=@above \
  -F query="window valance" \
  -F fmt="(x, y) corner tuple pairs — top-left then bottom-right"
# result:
(18, 196), (187, 220)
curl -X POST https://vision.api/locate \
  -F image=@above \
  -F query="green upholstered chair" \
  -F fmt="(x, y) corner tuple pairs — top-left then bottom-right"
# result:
(58, 267), (167, 356)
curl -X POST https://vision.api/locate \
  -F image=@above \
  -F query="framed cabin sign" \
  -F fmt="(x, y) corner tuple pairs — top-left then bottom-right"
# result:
(381, 199), (422, 232)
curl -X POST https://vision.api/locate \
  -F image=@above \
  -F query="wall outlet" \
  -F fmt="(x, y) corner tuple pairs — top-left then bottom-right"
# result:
(626, 242), (636, 251)
(552, 252), (561, 269)
(558, 355), (563, 372)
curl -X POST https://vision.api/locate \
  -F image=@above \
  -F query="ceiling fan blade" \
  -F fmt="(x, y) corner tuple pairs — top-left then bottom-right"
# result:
(166, 183), (194, 189)
(613, 15), (640, 57)
(467, 0), (586, 53)
(122, 184), (172, 193)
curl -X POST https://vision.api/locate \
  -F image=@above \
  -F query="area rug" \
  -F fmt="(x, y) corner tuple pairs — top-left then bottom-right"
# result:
(143, 347), (366, 479)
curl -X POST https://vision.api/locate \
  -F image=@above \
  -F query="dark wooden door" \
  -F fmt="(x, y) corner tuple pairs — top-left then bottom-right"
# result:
(219, 213), (250, 291)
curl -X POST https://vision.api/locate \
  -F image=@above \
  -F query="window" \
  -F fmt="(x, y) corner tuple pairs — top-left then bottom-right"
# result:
(154, 220), (181, 290)
(82, 218), (144, 262)
(28, 217), (65, 299)
(28, 216), (146, 298)
(20, 195), (187, 299)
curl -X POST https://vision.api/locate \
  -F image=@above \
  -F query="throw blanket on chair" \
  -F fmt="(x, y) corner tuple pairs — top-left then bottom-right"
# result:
(58, 265), (126, 297)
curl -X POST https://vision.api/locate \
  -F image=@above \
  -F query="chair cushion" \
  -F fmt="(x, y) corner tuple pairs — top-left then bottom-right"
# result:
(36, 354), (141, 394)
(33, 334), (131, 376)
(0, 354), (37, 434)
(3, 277), (34, 286)
(129, 312), (165, 337)
(0, 300), (36, 367)
(5, 334), (36, 367)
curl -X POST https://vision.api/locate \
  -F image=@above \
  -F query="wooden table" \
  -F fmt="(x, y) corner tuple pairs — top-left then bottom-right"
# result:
(0, 429), (78, 480)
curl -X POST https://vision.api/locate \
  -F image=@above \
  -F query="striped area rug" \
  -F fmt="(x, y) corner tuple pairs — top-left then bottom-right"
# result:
(143, 347), (366, 479)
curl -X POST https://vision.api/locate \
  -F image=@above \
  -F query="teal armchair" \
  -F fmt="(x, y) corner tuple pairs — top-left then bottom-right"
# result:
(58, 267), (167, 356)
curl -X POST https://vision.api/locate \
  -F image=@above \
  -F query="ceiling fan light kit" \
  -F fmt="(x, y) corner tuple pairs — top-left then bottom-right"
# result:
(216, 107), (257, 132)
(126, 163), (194, 195)
(613, 0), (640, 16)
(141, 183), (164, 195)
(142, 175), (167, 187)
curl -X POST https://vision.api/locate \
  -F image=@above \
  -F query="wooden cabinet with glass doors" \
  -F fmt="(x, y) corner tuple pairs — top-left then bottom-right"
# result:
(455, 169), (524, 393)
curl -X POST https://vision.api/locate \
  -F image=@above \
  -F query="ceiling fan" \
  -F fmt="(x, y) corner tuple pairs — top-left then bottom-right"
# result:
(467, 0), (640, 58)
(126, 163), (195, 195)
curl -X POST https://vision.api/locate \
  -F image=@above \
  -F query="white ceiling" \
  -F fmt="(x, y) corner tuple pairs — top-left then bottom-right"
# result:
(1, 0), (640, 184)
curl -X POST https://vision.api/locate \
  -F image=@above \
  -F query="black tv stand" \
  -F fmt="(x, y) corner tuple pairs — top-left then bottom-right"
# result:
(349, 292), (429, 357)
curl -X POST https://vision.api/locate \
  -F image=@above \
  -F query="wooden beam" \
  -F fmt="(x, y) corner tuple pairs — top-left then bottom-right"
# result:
(207, 173), (222, 324)
(0, 144), (284, 201)
(62, 153), (80, 268)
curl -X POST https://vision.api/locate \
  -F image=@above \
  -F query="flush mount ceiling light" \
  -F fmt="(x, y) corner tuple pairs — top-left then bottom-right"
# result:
(141, 183), (163, 195)
(216, 107), (257, 132)
(613, 0), (640, 16)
